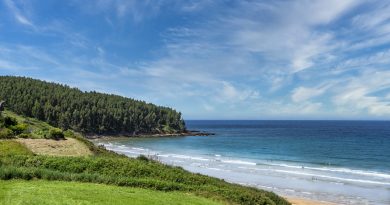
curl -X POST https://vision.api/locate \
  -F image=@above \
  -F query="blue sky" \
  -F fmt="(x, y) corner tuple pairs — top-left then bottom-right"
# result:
(1, 0), (390, 120)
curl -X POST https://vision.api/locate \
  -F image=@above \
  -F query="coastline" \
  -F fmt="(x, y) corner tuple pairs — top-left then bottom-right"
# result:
(93, 140), (340, 205)
(94, 136), (390, 205)
(86, 130), (214, 139)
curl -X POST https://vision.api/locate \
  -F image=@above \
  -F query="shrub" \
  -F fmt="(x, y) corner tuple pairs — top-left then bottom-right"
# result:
(137, 155), (149, 162)
(0, 128), (14, 139)
(17, 133), (31, 139)
(47, 128), (65, 140)
(9, 123), (28, 135)
(0, 116), (4, 128)
(63, 130), (75, 138)
(4, 116), (17, 127)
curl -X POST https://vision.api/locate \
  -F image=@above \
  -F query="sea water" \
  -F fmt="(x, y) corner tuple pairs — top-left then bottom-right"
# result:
(98, 120), (390, 204)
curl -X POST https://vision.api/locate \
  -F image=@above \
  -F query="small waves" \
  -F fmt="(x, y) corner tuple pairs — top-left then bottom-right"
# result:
(221, 159), (257, 166)
(256, 162), (390, 180)
(99, 142), (390, 188)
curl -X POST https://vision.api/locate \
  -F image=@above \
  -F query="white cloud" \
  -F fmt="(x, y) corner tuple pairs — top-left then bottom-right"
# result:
(352, 1), (390, 34)
(224, 0), (360, 73)
(332, 70), (390, 115)
(4, 0), (35, 27)
(291, 86), (326, 103)
(217, 82), (260, 103)
(332, 49), (390, 74)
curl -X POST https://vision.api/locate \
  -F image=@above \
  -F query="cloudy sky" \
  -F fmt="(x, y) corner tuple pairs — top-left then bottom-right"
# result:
(1, 0), (390, 119)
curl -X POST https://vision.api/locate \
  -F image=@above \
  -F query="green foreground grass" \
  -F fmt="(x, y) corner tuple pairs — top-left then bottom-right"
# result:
(0, 180), (220, 205)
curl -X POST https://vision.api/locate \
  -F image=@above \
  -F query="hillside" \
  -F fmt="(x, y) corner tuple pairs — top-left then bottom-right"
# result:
(0, 76), (185, 135)
(0, 111), (290, 205)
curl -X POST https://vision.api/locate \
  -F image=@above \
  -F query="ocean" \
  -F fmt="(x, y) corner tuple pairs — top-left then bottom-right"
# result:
(97, 120), (390, 204)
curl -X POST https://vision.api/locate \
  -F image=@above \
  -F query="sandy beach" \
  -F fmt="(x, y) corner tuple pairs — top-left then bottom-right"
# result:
(286, 197), (336, 205)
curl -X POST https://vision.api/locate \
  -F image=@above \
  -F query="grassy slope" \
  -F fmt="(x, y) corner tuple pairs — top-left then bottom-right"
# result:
(0, 180), (220, 205)
(0, 141), (33, 156)
(1, 110), (55, 139)
(0, 111), (290, 205)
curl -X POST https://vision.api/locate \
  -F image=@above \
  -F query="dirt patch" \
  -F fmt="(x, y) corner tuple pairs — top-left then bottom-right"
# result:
(15, 138), (92, 156)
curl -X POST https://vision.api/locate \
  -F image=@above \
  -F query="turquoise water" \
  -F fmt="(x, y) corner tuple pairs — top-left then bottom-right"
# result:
(100, 120), (390, 204)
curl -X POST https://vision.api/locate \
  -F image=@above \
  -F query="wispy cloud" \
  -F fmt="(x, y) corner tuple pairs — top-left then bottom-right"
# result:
(332, 70), (390, 115)
(4, 0), (35, 27)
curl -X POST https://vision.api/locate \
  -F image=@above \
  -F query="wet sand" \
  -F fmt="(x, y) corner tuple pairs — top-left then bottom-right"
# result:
(286, 197), (336, 205)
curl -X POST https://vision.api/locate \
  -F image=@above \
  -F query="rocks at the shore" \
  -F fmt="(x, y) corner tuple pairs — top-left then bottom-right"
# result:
(86, 130), (215, 139)
(184, 130), (215, 136)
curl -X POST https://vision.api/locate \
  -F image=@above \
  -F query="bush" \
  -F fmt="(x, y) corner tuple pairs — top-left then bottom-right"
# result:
(9, 123), (28, 135)
(47, 128), (65, 140)
(3, 116), (17, 127)
(0, 128), (14, 139)
(63, 130), (75, 138)
(17, 133), (31, 139)
(137, 155), (149, 162)
(0, 116), (4, 128)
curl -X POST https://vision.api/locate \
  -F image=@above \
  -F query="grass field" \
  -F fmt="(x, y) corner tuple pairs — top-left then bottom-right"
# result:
(0, 140), (33, 156)
(0, 180), (221, 205)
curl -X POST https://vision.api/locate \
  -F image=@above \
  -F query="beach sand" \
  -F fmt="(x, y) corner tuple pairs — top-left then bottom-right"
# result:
(286, 197), (336, 205)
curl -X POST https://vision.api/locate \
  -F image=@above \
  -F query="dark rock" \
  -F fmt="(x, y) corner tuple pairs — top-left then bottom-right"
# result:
(0, 101), (5, 112)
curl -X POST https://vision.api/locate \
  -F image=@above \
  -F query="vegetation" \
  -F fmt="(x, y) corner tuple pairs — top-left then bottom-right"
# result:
(0, 76), (186, 135)
(0, 154), (288, 204)
(0, 180), (221, 205)
(0, 141), (33, 156)
(0, 110), (64, 140)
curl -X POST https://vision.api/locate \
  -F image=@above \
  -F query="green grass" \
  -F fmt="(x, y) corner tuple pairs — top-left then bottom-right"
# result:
(0, 155), (289, 205)
(0, 180), (221, 205)
(0, 141), (33, 156)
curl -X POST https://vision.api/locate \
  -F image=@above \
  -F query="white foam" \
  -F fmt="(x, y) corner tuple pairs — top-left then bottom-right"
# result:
(207, 167), (223, 171)
(132, 147), (145, 151)
(259, 162), (390, 179)
(274, 169), (390, 186)
(302, 192), (312, 195)
(222, 159), (256, 166)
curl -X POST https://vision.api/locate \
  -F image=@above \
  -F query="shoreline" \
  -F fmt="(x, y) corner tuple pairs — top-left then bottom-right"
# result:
(86, 130), (214, 139)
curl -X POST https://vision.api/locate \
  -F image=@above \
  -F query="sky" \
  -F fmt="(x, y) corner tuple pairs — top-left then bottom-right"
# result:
(1, 0), (390, 120)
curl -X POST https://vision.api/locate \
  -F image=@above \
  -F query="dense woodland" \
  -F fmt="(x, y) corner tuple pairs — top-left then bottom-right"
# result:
(0, 76), (186, 135)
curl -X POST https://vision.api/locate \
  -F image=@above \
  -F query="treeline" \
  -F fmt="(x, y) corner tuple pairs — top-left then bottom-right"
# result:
(0, 76), (185, 135)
